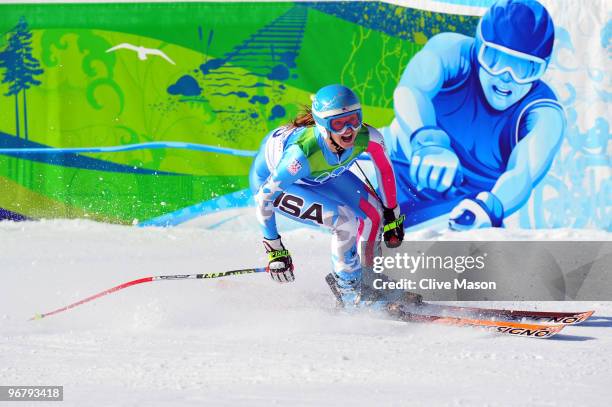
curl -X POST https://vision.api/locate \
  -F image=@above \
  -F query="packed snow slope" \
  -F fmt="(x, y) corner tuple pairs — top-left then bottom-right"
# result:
(1, 218), (611, 406)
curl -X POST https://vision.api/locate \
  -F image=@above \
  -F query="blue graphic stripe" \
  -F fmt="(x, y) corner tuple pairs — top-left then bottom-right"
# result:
(0, 132), (172, 175)
(0, 131), (257, 175)
(138, 189), (254, 227)
(0, 141), (257, 157)
(0, 207), (28, 221)
(306, 2), (479, 42)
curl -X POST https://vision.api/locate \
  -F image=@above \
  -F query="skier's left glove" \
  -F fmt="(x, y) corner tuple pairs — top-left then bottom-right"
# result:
(449, 191), (504, 231)
(383, 206), (405, 248)
(263, 236), (295, 283)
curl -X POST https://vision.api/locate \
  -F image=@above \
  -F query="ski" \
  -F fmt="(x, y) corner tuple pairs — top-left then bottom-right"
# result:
(413, 303), (594, 325)
(387, 303), (565, 339)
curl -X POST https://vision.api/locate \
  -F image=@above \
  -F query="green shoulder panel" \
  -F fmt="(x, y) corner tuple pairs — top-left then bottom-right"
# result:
(295, 127), (320, 159)
(352, 125), (370, 152)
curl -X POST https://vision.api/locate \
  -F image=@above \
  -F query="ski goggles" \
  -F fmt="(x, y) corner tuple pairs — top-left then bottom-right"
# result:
(327, 110), (363, 133)
(477, 28), (548, 84)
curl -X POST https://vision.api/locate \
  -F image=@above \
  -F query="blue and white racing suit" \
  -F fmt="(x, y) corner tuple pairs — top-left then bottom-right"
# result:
(250, 124), (397, 281)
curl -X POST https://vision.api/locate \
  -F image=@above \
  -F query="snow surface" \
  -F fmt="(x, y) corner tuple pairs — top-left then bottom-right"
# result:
(1, 217), (612, 406)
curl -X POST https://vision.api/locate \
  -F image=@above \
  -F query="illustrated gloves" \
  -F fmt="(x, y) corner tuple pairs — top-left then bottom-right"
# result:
(449, 192), (504, 231)
(409, 126), (462, 193)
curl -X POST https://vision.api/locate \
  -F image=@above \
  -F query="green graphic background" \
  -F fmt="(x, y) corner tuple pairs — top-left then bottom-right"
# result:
(0, 2), (476, 224)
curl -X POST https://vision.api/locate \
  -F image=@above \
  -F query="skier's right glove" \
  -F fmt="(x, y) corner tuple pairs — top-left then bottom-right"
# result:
(263, 237), (295, 283)
(383, 206), (405, 248)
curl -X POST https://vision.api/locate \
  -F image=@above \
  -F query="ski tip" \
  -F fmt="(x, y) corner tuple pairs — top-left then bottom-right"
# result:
(29, 313), (43, 321)
(560, 310), (595, 325)
(581, 310), (595, 319)
(543, 324), (565, 338)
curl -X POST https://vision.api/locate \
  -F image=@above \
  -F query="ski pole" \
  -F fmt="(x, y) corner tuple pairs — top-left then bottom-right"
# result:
(30, 267), (267, 321)
(354, 161), (385, 206)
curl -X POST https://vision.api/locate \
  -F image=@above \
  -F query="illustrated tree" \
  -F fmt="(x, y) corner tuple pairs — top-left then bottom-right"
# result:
(0, 16), (44, 140)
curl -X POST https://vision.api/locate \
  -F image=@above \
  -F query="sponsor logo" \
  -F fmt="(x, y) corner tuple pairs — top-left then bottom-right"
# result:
(495, 326), (555, 338)
(201, 270), (254, 279)
(507, 315), (583, 324)
(273, 192), (324, 224)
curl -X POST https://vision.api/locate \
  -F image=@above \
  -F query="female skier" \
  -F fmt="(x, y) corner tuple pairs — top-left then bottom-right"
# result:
(249, 84), (405, 307)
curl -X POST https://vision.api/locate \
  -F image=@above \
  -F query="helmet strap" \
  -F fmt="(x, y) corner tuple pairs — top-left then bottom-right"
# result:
(327, 131), (345, 154)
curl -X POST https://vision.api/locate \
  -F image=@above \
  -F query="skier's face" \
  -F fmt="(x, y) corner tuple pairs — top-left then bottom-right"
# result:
(330, 126), (358, 150)
(478, 68), (532, 111)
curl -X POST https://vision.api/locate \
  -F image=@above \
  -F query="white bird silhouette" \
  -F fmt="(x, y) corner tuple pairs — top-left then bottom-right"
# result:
(106, 43), (175, 65)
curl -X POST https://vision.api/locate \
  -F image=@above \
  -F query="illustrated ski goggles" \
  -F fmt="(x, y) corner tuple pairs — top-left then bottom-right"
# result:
(477, 28), (548, 84)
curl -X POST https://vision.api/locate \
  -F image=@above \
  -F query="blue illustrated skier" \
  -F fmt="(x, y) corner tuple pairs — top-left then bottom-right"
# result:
(250, 84), (405, 307)
(381, 0), (566, 230)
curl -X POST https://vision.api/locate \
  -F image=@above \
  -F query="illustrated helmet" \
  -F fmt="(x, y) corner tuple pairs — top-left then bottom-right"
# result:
(475, 0), (555, 84)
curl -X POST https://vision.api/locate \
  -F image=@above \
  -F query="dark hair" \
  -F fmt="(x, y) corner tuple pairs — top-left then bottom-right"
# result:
(289, 105), (315, 128)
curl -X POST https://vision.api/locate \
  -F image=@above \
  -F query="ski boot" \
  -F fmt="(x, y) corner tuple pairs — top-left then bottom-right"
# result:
(325, 272), (422, 311)
(325, 272), (364, 309)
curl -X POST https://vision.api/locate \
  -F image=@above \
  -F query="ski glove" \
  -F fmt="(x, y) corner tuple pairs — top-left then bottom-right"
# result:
(449, 191), (504, 231)
(263, 237), (295, 283)
(383, 206), (405, 248)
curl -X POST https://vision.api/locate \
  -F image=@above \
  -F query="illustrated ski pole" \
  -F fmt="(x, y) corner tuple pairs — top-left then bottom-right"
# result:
(30, 267), (267, 321)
